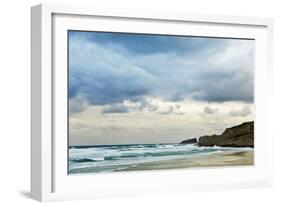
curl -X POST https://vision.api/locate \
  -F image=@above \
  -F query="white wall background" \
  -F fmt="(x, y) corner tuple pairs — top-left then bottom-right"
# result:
(0, 0), (280, 205)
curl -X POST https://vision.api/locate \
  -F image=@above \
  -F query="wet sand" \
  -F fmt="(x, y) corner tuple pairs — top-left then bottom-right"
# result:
(119, 151), (254, 171)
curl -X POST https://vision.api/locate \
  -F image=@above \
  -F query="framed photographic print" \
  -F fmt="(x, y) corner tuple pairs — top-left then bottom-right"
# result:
(31, 3), (274, 201)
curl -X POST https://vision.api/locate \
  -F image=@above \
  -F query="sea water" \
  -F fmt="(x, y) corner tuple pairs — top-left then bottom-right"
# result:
(68, 143), (252, 174)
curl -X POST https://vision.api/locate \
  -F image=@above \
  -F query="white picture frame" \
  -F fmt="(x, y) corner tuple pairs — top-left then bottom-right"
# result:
(31, 3), (274, 202)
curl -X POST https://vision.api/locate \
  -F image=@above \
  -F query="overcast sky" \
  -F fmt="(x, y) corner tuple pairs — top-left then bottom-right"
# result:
(68, 31), (254, 146)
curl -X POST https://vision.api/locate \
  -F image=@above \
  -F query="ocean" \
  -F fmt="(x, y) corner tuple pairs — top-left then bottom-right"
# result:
(69, 143), (252, 174)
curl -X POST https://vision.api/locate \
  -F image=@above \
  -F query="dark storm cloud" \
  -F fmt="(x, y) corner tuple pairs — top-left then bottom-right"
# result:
(69, 31), (254, 112)
(192, 71), (254, 103)
(69, 31), (227, 55)
(69, 65), (156, 105)
(137, 99), (158, 111)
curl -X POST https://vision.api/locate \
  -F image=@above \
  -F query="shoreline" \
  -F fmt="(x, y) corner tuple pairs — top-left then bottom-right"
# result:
(118, 151), (254, 172)
(69, 150), (254, 174)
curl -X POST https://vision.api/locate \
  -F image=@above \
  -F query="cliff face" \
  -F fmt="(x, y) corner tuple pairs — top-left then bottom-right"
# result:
(198, 121), (254, 147)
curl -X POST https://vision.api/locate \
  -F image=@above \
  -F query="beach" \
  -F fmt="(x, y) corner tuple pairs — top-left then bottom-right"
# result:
(119, 151), (253, 172)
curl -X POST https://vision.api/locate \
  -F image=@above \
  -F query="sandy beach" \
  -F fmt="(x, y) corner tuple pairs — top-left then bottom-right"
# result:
(118, 151), (254, 172)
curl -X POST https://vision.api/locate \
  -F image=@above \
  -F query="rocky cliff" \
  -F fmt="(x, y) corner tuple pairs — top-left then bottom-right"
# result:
(197, 121), (254, 147)
(180, 138), (197, 144)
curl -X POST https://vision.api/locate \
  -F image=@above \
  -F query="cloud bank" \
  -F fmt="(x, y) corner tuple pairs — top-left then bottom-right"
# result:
(69, 31), (254, 113)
